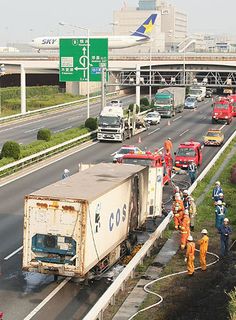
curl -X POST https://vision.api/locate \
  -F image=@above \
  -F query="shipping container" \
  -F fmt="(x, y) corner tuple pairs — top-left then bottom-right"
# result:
(23, 163), (155, 278)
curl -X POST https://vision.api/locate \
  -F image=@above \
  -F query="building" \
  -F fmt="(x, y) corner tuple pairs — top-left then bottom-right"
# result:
(112, 0), (187, 54)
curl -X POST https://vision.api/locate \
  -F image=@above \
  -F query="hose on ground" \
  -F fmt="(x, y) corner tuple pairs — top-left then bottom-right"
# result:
(128, 249), (219, 320)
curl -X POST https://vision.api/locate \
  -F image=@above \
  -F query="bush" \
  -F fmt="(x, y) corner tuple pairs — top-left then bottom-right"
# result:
(85, 118), (98, 131)
(37, 128), (52, 141)
(140, 97), (149, 106)
(140, 105), (151, 112)
(0, 141), (21, 160)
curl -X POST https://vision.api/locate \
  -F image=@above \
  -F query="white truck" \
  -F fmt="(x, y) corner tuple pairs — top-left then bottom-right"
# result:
(188, 86), (206, 102)
(97, 105), (146, 142)
(22, 163), (163, 279)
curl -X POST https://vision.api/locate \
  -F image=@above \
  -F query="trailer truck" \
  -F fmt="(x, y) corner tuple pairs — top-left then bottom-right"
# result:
(97, 105), (147, 142)
(22, 163), (163, 279)
(153, 87), (185, 117)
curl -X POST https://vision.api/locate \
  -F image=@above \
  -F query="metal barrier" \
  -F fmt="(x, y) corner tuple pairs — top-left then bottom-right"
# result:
(83, 212), (173, 320)
(82, 128), (236, 320)
(0, 91), (118, 124)
(0, 130), (97, 178)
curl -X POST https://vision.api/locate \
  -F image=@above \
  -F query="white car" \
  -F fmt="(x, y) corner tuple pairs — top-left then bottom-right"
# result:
(144, 112), (161, 125)
(112, 145), (142, 163)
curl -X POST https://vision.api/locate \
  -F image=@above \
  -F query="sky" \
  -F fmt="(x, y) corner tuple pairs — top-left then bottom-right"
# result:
(1, 0), (236, 46)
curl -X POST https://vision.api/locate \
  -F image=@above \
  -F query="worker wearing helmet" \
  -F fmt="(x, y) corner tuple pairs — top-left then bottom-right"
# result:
(172, 193), (184, 230)
(219, 218), (232, 257)
(215, 200), (227, 230)
(198, 229), (209, 271)
(188, 161), (197, 184)
(188, 196), (197, 232)
(180, 209), (190, 250)
(212, 181), (223, 202)
(183, 190), (190, 209)
(185, 235), (195, 276)
(62, 168), (70, 180)
(164, 137), (173, 155)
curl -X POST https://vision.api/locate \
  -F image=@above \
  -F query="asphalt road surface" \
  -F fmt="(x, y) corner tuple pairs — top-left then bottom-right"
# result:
(0, 98), (235, 320)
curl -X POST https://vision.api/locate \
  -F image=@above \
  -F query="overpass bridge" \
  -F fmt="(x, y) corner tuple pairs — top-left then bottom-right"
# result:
(1, 52), (236, 89)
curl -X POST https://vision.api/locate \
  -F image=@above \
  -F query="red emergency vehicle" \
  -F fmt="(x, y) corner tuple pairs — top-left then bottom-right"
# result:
(174, 141), (202, 169)
(121, 151), (173, 185)
(229, 94), (236, 117)
(212, 97), (233, 124)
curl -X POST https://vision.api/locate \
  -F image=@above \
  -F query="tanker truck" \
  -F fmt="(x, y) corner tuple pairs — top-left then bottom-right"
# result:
(22, 163), (163, 279)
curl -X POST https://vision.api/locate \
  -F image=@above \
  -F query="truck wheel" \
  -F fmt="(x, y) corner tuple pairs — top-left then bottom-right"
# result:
(212, 118), (216, 124)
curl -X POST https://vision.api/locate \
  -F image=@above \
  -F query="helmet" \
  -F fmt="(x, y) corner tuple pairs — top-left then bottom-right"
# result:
(175, 186), (180, 192)
(175, 193), (181, 200)
(64, 169), (70, 174)
(224, 218), (229, 223)
(168, 137), (171, 140)
(217, 200), (222, 205)
(183, 190), (189, 195)
(187, 235), (193, 241)
(219, 193), (224, 196)
(201, 229), (208, 234)
(215, 181), (221, 185)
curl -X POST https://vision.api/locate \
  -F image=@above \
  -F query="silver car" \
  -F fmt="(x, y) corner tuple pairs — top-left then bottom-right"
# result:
(144, 111), (161, 125)
(184, 97), (198, 109)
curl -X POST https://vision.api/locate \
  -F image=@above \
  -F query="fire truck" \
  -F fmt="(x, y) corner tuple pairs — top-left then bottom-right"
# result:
(212, 97), (233, 124)
(174, 141), (202, 169)
(121, 150), (173, 185)
(228, 94), (236, 117)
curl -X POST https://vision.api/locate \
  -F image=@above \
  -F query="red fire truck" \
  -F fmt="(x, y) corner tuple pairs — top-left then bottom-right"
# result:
(174, 141), (202, 169)
(228, 94), (236, 117)
(212, 97), (233, 124)
(121, 150), (173, 185)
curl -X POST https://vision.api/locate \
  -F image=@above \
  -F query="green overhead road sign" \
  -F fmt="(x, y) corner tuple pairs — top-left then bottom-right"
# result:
(59, 38), (108, 82)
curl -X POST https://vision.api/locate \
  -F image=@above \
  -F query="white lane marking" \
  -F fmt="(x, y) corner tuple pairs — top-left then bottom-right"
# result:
(23, 277), (71, 320)
(179, 129), (189, 137)
(0, 141), (99, 188)
(219, 124), (227, 130)
(172, 116), (182, 122)
(24, 127), (43, 134)
(148, 127), (160, 136)
(67, 116), (82, 121)
(4, 246), (23, 260)
(53, 126), (72, 133)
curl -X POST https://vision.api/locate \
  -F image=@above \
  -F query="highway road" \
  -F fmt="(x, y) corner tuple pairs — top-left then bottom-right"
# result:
(0, 94), (135, 149)
(0, 98), (235, 320)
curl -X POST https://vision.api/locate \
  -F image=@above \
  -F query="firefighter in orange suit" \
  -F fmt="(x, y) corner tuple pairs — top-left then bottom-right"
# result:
(180, 209), (190, 249)
(198, 229), (209, 271)
(185, 235), (195, 276)
(172, 193), (184, 230)
(164, 137), (173, 155)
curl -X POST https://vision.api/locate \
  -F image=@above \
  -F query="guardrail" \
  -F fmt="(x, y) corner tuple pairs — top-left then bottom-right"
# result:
(0, 108), (151, 178)
(189, 128), (236, 194)
(83, 212), (173, 320)
(0, 91), (118, 124)
(0, 130), (97, 178)
(82, 129), (236, 320)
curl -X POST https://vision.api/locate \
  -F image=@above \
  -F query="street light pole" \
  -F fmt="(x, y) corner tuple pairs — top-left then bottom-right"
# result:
(0, 64), (6, 115)
(59, 22), (90, 119)
(149, 44), (152, 104)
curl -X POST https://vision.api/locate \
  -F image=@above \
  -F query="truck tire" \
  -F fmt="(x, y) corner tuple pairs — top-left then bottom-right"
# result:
(212, 118), (216, 124)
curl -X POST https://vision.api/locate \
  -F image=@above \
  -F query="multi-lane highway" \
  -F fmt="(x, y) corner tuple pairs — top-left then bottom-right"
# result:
(0, 95), (135, 149)
(0, 97), (235, 320)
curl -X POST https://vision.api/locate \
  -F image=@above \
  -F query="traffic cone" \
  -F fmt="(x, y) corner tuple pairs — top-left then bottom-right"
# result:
(167, 120), (171, 126)
(138, 136), (142, 143)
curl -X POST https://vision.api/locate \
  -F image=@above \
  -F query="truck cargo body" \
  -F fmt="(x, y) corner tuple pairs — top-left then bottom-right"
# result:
(153, 87), (185, 117)
(23, 164), (151, 278)
(189, 86), (206, 102)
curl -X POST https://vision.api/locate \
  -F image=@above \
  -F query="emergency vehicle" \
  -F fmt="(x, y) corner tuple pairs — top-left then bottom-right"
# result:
(174, 141), (202, 169)
(121, 150), (173, 185)
(228, 94), (236, 116)
(212, 97), (233, 124)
